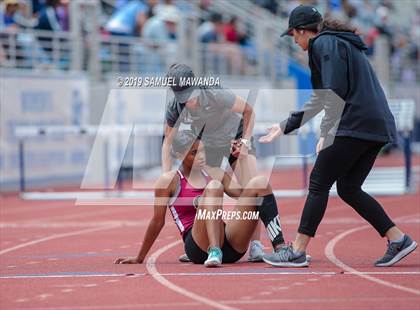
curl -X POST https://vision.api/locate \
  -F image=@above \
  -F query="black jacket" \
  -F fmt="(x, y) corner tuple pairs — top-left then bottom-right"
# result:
(281, 31), (397, 143)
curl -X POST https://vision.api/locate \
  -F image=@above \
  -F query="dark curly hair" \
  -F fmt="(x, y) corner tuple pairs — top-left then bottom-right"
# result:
(298, 17), (357, 34)
(170, 130), (200, 157)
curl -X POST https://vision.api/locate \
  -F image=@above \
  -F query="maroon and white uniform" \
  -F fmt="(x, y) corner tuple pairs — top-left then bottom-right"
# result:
(168, 169), (211, 238)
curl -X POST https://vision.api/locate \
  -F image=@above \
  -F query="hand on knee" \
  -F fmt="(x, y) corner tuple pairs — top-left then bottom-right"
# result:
(200, 180), (224, 210)
(204, 180), (224, 196)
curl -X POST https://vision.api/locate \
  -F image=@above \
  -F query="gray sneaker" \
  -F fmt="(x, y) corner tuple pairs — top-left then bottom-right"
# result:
(247, 240), (265, 262)
(375, 235), (417, 267)
(263, 244), (309, 267)
(178, 253), (191, 263)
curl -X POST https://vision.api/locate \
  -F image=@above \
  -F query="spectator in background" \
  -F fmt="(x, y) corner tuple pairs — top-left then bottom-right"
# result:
(1, 0), (39, 67)
(105, 0), (148, 36)
(34, 0), (66, 66)
(142, 6), (179, 41)
(197, 0), (212, 24)
(197, 12), (224, 43)
(154, 0), (176, 16)
(31, 0), (46, 16)
(198, 12), (246, 74)
(35, 0), (62, 31)
(137, 7), (179, 73)
(144, 0), (158, 19)
(1, 0), (20, 29)
(224, 16), (239, 43)
(1, 0), (36, 29)
(114, 0), (129, 10)
(251, 0), (278, 15)
(56, 0), (69, 31)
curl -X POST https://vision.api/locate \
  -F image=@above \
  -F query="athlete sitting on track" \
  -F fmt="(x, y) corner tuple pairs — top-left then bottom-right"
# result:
(114, 130), (285, 267)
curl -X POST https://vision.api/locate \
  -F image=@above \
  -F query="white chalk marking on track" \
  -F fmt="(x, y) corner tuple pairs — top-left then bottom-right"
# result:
(325, 213), (420, 296)
(0, 226), (116, 256)
(10, 296), (420, 310)
(2, 271), (420, 280)
(37, 294), (52, 300)
(146, 240), (237, 310)
(61, 289), (73, 293)
(26, 261), (40, 265)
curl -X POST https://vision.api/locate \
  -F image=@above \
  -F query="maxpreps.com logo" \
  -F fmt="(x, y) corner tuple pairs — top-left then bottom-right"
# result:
(195, 209), (260, 221)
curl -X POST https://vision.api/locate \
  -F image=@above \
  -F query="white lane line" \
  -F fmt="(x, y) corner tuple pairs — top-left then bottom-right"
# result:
(1, 271), (420, 279)
(0, 226), (116, 256)
(2, 203), (66, 216)
(10, 296), (420, 310)
(0, 220), (147, 228)
(105, 279), (120, 283)
(37, 294), (53, 300)
(61, 289), (73, 293)
(325, 213), (420, 296)
(2, 217), (418, 229)
(146, 240), (237, 310)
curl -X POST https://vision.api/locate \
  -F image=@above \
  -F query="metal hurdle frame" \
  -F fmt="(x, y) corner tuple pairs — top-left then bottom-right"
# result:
(14, 125), (164, 200)
(14, 123), (313, 200)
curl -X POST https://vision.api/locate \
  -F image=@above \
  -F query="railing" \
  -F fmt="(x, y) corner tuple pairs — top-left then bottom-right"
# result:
(97, 35), (176, 75)
(0, 14), (417, 85)
(0, 28), (73, 70)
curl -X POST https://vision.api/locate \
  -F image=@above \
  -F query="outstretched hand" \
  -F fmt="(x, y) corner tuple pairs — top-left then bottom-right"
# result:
(258, 124), (283, 143)
(114, 256), (142, 264)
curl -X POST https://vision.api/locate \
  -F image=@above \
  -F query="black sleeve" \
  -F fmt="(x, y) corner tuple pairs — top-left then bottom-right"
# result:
(313, 36), (349, 98)
(281, 37), (348, 137)
(313, 37), (349, 137)
(280, 91), (324, 135)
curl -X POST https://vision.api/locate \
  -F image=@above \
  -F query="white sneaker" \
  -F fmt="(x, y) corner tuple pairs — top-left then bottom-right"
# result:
(204, 247), (223, 267)
(247, 240), (265, 262)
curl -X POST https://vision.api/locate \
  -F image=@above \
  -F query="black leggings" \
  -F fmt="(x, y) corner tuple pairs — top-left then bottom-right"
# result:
(299, 136), (395, 237)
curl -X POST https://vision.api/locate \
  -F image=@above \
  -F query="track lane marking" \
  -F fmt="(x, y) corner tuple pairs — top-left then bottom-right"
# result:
(146, 240), (237, 310)
(0, 226), (117, 256)
(1, 271), (420, 279)
(325, 213), (420, 296)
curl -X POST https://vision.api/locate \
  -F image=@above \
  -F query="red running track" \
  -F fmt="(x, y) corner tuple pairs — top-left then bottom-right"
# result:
(1, 167), (419, 309)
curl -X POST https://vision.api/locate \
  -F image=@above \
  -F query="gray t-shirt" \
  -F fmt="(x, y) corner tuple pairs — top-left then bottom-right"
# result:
(165, 87), (243, 148)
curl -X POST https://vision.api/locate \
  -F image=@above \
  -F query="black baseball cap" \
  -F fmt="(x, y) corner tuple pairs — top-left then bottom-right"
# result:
(166, 63), (199, 103)
(281, 5), (322, 37)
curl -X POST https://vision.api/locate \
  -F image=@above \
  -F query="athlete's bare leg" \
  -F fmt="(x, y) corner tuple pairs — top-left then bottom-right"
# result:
(191, 180), (225, 251)
(225, 176), (275, 253)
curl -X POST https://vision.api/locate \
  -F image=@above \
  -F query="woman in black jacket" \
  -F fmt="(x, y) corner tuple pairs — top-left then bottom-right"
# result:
(260, 5), (417, 267)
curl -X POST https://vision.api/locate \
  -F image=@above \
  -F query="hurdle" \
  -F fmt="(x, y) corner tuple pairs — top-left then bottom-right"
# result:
(14, 123), (314, 200)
